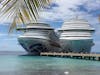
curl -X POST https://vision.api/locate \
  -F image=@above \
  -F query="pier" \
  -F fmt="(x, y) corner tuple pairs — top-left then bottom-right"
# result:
(40, 52), (100, 61)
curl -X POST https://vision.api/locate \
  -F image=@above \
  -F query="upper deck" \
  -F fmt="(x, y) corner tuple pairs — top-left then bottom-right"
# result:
(17, 23), (54, 31)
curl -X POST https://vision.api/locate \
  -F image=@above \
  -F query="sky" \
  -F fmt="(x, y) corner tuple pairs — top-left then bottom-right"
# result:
(0, 0), (100, 52)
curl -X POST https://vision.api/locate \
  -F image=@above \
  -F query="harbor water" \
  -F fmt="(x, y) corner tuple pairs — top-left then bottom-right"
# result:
(0, 55), (100, 75)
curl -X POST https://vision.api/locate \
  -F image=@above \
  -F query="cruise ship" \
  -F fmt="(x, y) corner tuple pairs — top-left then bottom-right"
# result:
(17, 23), (60, 55)
(58, 17), (95, 53)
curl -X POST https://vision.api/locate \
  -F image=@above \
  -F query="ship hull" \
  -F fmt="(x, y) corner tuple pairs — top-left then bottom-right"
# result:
(18, 37), (60, 55)
(60, 39), (94, 53)
(17, 23), (60, 55)
(18, 37), (52, 55)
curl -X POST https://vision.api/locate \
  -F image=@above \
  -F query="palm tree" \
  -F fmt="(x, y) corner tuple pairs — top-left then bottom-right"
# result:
(0, 0), (51, 32)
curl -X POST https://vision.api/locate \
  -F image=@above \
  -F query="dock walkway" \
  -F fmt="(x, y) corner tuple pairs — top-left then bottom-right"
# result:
(40, 52), (100, 61)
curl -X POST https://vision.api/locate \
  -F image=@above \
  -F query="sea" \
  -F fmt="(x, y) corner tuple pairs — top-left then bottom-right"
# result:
(0, 51), (100, 75)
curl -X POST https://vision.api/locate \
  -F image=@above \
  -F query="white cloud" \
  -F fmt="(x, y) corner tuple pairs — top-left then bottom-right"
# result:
(39, 0), (83, 21)
(3, 38), (17, 41)
(0, 33), (20, 37)
(39, 0), (100, 23)
(0, 33), (7, 36)
(82, 0), (100, 12)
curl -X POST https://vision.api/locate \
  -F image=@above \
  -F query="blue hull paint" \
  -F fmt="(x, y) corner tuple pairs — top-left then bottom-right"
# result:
(60, 39), (94, 53)
(18, 38), (60, 55)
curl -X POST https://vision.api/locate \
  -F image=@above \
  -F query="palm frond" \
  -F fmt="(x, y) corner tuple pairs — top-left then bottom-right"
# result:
(0, 0), (51, 32)
(9, 16), (17, 33)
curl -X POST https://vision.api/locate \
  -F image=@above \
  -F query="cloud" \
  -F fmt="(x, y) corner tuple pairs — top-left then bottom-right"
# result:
(0, 33), (7, 36)
(82, 0), (100, 12)
(0, 33), (20, 37)
(2, 38), (17, 41)
(39, 0), (83, 21)
(39, 0), (100, 23)
(0, 23), (11, 25)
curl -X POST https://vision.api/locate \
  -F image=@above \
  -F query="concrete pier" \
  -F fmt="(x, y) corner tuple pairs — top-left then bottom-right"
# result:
(40, 52), (100, 61)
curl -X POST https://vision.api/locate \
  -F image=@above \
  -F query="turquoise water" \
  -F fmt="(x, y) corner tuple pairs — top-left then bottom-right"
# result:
(0, 56), (100, 75)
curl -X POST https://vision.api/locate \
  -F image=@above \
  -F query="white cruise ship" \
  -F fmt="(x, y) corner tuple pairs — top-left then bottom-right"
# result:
(58, 17), (95, 53)
(17, 23), (60, 55)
